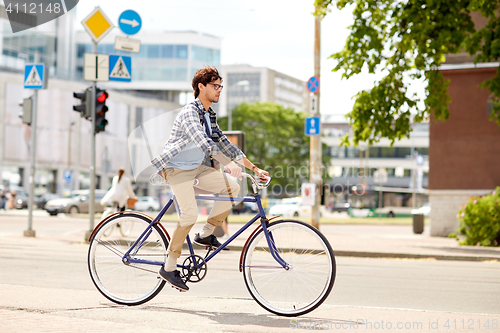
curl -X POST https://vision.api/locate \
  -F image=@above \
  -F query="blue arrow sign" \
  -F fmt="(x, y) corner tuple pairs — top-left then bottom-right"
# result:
(305, 117), (320, 136)
(24, 64), (44, 89)
(307, 76), (319, 94)
(109, 55), (132, 82)
(118, 10), (142, 35)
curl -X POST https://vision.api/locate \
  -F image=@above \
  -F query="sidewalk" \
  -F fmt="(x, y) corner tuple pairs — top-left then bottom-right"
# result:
(2, 211), (500, 262)
(215, 222), (500, 262)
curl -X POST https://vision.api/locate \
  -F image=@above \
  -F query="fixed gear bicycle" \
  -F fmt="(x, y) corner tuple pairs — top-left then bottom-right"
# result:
(87, 173), (336, 317)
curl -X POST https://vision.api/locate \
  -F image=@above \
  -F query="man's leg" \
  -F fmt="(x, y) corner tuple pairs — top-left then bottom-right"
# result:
(158, 167), (200, 291)
(193, 166), (240, 245)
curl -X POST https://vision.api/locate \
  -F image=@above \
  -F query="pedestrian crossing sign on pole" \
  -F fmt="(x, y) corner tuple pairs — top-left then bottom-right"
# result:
(109, 55), (132, 82)
(24, 64), (45, 89)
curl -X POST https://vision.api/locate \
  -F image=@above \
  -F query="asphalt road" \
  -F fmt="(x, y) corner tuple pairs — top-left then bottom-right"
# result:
(0, 213), (499, 332)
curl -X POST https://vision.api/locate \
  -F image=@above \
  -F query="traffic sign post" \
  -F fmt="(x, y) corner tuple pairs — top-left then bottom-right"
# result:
(305, 117), (320, 136)
(84, 53), (109, 82)
(81, 7), (114, 43)
(23, 52), (45, 238)
(307, 76), (320, 94)
(81, 7), (115, 241)
(109, 55), (132, 82)
(114, 36), (141, 53)
(24, 64), (46, 89)
(118, 10), (142, 35)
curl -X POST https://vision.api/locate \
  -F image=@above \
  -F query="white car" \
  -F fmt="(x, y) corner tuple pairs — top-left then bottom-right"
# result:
(268, 197), (324, 218)
(133, 196), (160, 211)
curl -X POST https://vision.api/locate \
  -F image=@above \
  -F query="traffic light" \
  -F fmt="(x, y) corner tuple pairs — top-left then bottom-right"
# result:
(73, 88), (91, 119)
(95, 88), (109, 133)
(18, 97), (33, 125)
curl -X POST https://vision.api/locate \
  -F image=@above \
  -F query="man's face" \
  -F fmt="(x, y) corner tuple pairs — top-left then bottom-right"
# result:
(201, 79), (222, 104)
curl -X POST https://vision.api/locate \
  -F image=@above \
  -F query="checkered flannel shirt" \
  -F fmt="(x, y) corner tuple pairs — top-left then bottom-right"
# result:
(151, 99), (246, 173)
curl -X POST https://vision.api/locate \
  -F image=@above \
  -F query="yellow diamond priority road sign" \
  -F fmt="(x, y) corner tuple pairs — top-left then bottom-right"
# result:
(82, 7), (114, 43)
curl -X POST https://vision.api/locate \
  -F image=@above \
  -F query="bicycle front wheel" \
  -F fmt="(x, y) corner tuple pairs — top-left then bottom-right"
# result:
(242, 219), (336, 316)
(88, 212), (169, 306)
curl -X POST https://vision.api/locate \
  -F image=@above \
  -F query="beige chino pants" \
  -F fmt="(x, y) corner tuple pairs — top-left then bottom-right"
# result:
(161, 164), (240, 259)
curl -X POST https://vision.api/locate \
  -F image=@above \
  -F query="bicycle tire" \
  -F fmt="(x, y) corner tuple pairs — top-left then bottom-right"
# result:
(242, 219), (336, 316)
(88, 212), (168, 306)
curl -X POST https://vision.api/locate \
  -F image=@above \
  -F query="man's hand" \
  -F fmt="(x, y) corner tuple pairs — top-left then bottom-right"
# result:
(253, 168), (269, 182)
(224, 163), (242, 180)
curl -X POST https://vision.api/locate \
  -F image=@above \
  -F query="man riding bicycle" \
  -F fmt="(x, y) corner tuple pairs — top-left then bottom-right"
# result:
(151, 66), (268, 292)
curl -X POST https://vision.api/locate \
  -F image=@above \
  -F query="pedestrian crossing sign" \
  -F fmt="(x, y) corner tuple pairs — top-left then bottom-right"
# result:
(24, 64), (45, 89)
(109, 55), (132, 82)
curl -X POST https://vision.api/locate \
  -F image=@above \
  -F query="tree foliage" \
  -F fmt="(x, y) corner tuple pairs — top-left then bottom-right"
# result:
(218, 102), (331, 190)
(315, 0), (500, 146)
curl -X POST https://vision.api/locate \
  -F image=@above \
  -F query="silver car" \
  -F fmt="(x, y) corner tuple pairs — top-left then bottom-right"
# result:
(45, 190), (107, 216)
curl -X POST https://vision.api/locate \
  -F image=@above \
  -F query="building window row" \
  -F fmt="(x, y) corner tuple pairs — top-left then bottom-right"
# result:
(329, 146), (428, 159)
(76, 44), (219, 62)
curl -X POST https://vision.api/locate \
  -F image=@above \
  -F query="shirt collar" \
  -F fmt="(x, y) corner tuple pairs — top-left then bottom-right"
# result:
(194, 98), (216, 116)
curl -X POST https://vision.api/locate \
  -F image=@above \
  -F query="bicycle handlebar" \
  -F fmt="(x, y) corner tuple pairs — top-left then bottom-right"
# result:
(241, 172), (272, 189)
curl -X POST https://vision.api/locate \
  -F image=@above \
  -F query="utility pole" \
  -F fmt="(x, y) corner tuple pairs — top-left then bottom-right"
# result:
(310, 8), (322, 230)
(24, 50), (41, 238)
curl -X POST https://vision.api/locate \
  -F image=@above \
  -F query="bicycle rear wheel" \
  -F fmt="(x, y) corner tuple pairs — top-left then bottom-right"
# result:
(242, 219), (336, 316)
(88, 212), (168, 306)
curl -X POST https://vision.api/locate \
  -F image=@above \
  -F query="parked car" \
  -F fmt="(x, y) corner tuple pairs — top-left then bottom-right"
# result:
(231, 200), (259, 214)
(35, 193), (61, 210)
(8, 186), (29, 209)
(268, 197), (325, 218)
(133, 196), (160, 211)
(411, 202), (431, 217)
(14, 190), (29, 209)
(45, 190), (106, 215)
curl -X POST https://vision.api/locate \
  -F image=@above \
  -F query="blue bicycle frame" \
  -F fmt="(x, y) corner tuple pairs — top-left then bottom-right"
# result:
(121, 180), (289, 270)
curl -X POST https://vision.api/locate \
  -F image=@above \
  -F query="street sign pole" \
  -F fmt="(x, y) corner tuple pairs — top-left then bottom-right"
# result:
(81, 6), (114, 241)
(87, 41), (98, 241)
(310, 9), (322, 230)
(24, 51), (41, 238)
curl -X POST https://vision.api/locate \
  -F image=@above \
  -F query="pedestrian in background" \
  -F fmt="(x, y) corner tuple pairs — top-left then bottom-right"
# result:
(100, 167), (136, 220)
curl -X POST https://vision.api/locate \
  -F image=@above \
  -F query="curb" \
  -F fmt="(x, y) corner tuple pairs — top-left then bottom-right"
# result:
(183, 244), (500, 262)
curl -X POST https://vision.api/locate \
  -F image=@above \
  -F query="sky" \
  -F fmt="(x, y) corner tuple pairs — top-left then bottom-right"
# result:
(74, 0), (384, 121)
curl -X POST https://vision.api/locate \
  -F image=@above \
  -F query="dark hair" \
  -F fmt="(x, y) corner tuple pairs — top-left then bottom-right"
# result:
(192, 66), (222, 98)
(118, 167), (125, 183)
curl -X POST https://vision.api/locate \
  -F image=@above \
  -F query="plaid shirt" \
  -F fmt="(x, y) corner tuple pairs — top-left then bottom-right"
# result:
(151, 99), (246, 173)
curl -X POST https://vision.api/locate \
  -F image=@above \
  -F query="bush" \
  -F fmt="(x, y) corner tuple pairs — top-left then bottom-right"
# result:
(453, 187), (500, 246)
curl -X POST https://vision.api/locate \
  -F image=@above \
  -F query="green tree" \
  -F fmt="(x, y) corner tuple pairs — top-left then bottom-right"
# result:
(315, 0), (500, 146)
(218, 102), (331, 192)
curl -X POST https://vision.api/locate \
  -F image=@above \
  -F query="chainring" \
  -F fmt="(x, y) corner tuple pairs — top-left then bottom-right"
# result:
(180, 254), (207, 283)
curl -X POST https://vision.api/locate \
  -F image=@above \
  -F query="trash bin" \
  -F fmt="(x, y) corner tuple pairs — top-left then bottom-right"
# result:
(412, 213), (424, 234)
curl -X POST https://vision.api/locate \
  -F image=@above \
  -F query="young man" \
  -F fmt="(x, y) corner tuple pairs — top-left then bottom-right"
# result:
(151, 67), (268, 292)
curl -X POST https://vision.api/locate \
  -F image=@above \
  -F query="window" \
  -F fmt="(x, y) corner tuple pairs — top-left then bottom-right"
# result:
(145, 68), (161, 81)
(176, 45), (188, 59)
(174, 67), (187, 81)
(161, 68), (174, 81)
(161, 45), (173, 58)
(147, 45), (160, 58)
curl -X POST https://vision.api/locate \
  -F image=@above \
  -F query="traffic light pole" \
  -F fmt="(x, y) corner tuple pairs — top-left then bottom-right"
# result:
(86, 41), (98, 241)
(24, 51), (40, 237)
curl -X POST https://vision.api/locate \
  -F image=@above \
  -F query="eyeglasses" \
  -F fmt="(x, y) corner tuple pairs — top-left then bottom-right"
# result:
(207, 83), (224, 91)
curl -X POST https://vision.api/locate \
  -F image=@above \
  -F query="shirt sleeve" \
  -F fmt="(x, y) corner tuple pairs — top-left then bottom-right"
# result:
(216, 134), (246, 161)
(180, 108), (222, 157)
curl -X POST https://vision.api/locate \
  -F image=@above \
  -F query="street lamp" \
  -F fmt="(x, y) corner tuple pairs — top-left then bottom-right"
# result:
(228, 80), (250, 131)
